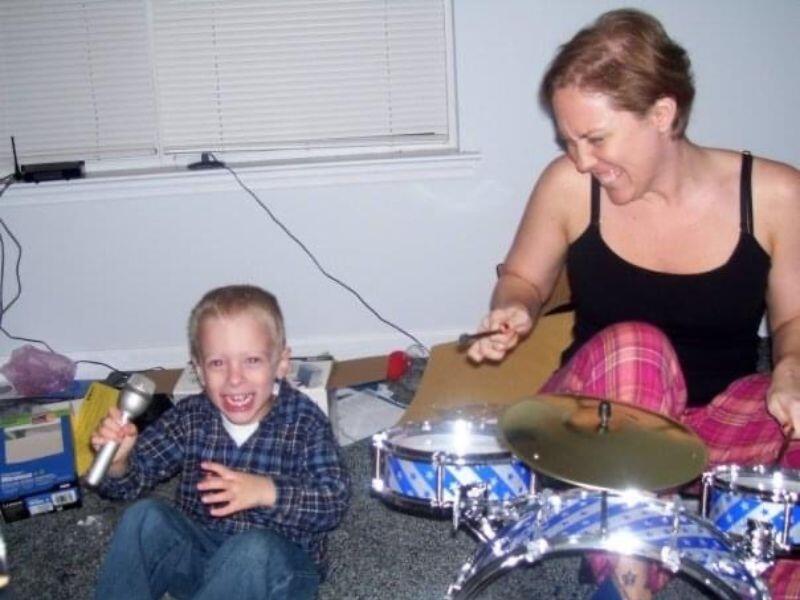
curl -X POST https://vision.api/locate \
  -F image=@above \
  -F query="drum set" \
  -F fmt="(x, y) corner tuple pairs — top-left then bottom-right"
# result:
(371, 394), (799, 599)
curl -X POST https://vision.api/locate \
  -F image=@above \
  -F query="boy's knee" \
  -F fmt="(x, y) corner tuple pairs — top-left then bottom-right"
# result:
(119, 498), (173, 532)
(219, 531), (318, 585)
(225, 530), (290, 567)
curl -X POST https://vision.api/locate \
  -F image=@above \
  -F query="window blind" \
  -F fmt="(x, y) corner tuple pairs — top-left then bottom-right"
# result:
(0, 0), (158, 167)
(0, 0), (454, 175)
(152, 0), (452, 154)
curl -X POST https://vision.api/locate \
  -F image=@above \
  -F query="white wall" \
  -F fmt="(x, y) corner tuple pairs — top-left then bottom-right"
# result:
(1, 0), (798, 378)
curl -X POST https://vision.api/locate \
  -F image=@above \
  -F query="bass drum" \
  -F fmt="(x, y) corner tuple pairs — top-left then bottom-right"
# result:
(447, 489), (768, 600)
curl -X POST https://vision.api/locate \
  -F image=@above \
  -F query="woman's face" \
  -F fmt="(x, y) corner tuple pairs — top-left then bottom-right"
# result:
(552, 86), (669, 204)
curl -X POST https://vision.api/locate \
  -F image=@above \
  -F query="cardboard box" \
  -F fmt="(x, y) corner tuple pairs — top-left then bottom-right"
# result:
(0, 400), (81, 522)
(287, 357), (334, 416)
(328, 354), (388, 390)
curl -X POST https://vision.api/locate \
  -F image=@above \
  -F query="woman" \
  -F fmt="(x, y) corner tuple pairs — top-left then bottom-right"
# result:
(467, 8), (800, 600)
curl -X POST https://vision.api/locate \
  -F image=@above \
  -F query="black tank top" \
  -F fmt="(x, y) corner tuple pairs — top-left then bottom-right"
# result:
(563, 152), (770, 407)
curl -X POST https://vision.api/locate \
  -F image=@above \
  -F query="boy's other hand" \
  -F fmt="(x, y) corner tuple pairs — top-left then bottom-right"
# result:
(198, 461), (277, 517)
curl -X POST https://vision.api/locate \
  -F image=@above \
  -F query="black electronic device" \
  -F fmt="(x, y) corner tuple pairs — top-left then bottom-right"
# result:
(10, 136), (85, 183)
(20, 161), (85, 183)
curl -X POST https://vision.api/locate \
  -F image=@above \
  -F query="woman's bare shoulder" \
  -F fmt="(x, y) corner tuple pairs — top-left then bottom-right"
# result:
(538, 154), (586, 188)
(532, 155), (589, 210)
(700, 147), (798, 200)
(750, 153), (800, 251)
(753, 154), (800, 194)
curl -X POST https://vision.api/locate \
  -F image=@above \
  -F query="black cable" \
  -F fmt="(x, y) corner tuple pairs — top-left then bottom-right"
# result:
(211, 154), (428, 353)
(0, 325), (54, 353)
(0, 233), (5, 328)
(75, 359), (122, 372)
(0, 209), (55, 351)
(0, 178), (163, 377)
(0, 177), (13, 201)
(0, 217), (23, 316)
(74, 360), (166, 373)
(0, 215), (57, 354)
(0, 176), (14, 330)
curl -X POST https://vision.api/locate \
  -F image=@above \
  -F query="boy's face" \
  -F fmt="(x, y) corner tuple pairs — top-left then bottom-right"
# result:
(194, 310), (290, 425)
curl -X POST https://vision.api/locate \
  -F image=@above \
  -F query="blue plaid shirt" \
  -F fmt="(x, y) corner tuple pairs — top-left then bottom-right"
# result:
(99, 381), (350, 573)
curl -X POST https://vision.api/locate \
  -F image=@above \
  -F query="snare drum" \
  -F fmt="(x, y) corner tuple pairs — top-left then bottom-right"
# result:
(703, 464), (800, 552)
(448, 488), (767, 600)
(371, 416), (533, 512)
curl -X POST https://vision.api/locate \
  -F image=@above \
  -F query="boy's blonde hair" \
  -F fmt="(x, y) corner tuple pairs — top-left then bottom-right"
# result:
(188, 284), (286, 361)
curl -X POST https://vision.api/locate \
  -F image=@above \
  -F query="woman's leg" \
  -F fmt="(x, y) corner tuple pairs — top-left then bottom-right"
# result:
(194, 529), (320, 600)
(539, 321), (686, 597)
(681, 374), (784, 467)
(540, 321), (687, 415)
(766, 560), (800, 600)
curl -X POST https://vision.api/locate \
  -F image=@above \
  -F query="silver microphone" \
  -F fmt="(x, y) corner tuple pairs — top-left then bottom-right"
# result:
(85, 373), (156, 487)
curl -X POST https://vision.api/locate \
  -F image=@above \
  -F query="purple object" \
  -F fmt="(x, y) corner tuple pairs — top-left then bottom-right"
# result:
(0, 344), (76, 396)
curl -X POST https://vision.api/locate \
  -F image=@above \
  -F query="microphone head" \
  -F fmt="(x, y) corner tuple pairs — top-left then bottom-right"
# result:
(119, 373), (156, 417)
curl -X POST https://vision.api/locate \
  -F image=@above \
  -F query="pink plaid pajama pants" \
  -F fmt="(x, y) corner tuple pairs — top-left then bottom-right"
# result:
(538, 321), (800, 599)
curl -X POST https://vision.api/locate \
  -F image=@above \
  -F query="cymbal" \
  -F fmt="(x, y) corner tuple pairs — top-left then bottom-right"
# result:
(500, 394), (708, 492)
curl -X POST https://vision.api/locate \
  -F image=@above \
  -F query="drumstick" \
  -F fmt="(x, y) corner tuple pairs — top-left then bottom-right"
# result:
(456, 324), (510, 352)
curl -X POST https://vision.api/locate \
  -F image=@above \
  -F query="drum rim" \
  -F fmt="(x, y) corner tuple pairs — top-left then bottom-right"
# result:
(450, 546), (763, 600)
(708, 464), (800, 499)
(451, 489), (767, 600)
(374, 418), (514, 462)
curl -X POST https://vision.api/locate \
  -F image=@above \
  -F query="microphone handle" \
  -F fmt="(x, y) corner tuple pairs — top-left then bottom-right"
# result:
(85, 412), (130, 487)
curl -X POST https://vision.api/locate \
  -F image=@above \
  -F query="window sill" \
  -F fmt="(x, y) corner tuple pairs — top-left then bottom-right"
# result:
(2, 151), (481, 206)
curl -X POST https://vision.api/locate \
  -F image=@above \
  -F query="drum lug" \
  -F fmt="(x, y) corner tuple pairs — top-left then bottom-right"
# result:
(700, 470), (713, 518)
(453, 483), (499, 542)
(660, 545), (682, 574)
(741, 518), (777, 576)
(523, 538), (549, 563)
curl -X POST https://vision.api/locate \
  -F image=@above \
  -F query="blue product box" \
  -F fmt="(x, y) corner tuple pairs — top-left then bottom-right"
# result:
(0, 401), (81, 522)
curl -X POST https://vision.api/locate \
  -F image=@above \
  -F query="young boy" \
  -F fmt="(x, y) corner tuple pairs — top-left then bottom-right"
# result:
(91, 284), (350, 599)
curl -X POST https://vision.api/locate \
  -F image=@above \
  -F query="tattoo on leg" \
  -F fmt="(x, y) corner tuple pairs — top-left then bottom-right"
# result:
(620, 571), (637, 587)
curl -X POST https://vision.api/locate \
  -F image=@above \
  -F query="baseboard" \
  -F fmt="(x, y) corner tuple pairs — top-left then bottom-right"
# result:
(11, 329), (464, 381)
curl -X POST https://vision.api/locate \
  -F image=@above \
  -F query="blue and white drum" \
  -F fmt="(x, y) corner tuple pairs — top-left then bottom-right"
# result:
(448, 489), (768, 600)
(704, 464), (800, 552)
(371, 416), (533, 512)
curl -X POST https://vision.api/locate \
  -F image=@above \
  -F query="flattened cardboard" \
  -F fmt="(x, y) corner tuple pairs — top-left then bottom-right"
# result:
(400, 311), (574, 424)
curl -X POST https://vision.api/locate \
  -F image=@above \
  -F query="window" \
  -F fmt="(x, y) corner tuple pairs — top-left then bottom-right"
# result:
(0, 0), (457, 176)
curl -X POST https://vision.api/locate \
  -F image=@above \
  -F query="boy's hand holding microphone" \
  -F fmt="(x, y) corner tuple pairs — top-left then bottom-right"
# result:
(85, 374), (156, 486)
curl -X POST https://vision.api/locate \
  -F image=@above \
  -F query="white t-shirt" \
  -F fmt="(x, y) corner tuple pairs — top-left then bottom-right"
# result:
(220, 414), (259, 446)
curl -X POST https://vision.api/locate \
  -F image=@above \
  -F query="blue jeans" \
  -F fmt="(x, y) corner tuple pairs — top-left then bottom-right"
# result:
(94, 498), (320, 600)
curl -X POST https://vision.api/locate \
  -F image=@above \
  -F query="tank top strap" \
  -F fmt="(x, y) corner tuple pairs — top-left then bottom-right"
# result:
(590, 176), (601, 226)
(740, 150), (754, 234)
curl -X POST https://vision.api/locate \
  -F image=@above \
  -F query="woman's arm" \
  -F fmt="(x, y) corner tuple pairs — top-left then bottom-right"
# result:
(468, 156), (584, 362)
(760, 158), (800, 433)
